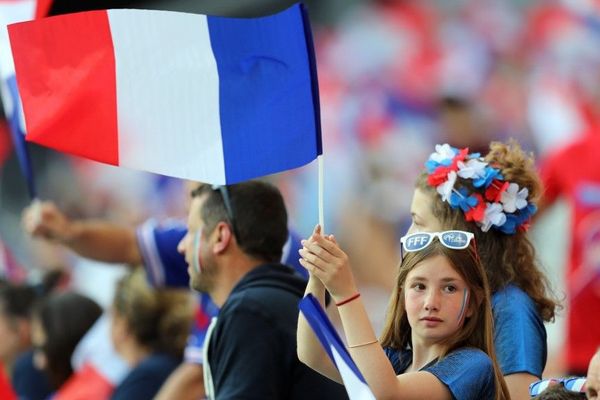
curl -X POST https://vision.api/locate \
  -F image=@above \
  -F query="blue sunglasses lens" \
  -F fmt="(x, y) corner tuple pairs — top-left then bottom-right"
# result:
(403, 233), (431, 251)
(529, 380), (553, 396)
(564, 378), (586, 392)
(440, 231), (471, 249)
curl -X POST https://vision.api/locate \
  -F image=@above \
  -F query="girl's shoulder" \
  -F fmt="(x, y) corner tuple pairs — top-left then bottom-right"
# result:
(426, 348), (495, 400)
(431, 347), (492, 371)
(383, 347), (492, 375)
(492, 284), (542, 324)
(492, 284), (533, 306)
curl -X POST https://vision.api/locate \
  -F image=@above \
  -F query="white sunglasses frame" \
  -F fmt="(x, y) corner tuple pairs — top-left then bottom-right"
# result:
(400, 230), (475, 254)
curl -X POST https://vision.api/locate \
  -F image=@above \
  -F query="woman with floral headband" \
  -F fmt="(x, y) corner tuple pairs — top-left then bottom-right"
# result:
(299, 140), (559, 399)
(412, 140), (559, 399)
(298, 228), (509, 399)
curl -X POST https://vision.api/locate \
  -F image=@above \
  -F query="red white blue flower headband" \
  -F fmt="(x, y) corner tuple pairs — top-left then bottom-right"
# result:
(425, 144), (536, 234)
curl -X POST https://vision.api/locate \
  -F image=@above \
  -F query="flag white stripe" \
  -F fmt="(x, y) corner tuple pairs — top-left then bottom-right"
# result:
(0, 0), (35, 78)
(108, 9), (225, 183)
(330, 345), (376, 400)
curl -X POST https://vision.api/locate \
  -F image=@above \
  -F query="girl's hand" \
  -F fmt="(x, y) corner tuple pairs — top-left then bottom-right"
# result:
(299, 225), (358, 302)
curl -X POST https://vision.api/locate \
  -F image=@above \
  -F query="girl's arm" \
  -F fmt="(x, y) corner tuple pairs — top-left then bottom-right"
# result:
(300, 231), (452, 400)
(296, 273), (342, 382)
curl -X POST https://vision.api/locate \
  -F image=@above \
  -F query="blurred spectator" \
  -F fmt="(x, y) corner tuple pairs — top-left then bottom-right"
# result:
(539, 129), (600, 375)
(30, 292), (102, 394)
(55, 314), (130, 400)
(7, 272), (66, 400)
(0, 284), (36, 375)
(110, 269), (193, 400)
(588, 348), (600, 400)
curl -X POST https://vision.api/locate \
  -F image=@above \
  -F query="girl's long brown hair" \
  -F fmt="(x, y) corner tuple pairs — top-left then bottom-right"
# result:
(415, 140), (559, 322)
(380, 241), (509, 400)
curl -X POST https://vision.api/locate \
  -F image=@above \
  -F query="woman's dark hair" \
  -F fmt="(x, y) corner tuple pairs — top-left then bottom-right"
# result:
(0, 284), (37, 320)
(33, 292), (102, 389)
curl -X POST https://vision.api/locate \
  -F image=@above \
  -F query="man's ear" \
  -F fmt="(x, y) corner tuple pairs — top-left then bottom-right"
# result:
(213, 221), (233, 254)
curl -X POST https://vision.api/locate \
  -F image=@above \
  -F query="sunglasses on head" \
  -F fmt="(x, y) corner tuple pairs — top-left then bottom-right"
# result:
(529, 377), (587, 397)
(400, 231), (475, 257)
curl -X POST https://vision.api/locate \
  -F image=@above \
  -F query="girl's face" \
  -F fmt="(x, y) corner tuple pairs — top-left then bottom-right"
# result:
(404, 254), (472, 345)
(407, 189), (442, 234)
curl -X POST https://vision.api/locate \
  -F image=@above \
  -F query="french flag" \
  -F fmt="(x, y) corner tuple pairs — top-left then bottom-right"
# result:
(8, 4), (321, 184)
(299, 294), (376, 400)
(0, 0), (43, 197)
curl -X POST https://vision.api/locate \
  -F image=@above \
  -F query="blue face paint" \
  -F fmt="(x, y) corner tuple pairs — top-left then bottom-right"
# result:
(192, 230), (202, 274)
(457, 288), (469, 323)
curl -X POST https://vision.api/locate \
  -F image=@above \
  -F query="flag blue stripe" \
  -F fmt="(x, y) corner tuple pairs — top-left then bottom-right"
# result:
(6, 75), (36, 199)
(300, 4), (322, 156)
(207, 4), (320, 184)
(299, 294), (368, 383)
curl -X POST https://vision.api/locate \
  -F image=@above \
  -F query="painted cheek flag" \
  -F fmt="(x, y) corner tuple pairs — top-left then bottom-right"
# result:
(8, 4), (322, 185)
(0, 0), (42, 198)
(299, 294), (376, 400)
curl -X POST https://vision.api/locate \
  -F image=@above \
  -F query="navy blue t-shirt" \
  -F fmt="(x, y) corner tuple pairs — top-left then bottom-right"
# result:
(384, 347), (495, 400)
(110, 353), (180, 400)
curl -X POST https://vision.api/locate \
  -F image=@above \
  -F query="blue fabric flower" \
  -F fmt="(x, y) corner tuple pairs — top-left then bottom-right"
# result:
(497, 214), (519, 234)
(449, 187), (479, 212)
(473, 166), (503, 188)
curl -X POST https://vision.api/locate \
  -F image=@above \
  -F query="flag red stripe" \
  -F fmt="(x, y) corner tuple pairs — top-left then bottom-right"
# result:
(35, 0), (53, 19)
(9, 10), (119, 165)
(0, 121), (11, 167)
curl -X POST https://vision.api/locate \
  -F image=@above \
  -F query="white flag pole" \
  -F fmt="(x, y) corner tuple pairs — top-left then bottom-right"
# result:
(318, 155), (324, 233)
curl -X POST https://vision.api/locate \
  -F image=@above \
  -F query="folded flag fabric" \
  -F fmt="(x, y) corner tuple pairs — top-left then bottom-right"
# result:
(9, 4), (321, 184)
(0, 0), (39, 197)
(0, 120), (10, 166)
(299, 294), (376, 400)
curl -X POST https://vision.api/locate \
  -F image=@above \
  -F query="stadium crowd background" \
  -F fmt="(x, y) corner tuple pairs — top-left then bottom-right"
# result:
(0, 0), (598, 389)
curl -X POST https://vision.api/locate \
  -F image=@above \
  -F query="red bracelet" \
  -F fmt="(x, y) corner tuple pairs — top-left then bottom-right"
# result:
(335, 293), (360, 307)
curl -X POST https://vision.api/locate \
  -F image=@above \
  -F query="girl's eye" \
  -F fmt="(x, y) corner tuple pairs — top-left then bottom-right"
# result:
(443, 285), (457, 293)
(411, 283), (425, 291)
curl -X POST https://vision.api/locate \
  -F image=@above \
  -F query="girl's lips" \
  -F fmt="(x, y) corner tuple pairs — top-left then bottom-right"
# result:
(420, 316), (443, 322)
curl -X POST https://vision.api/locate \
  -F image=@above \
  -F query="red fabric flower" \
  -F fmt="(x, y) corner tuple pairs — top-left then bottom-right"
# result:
(518, 220), (531, 232)
(485, 180), (509, 202)
(464, 194), (486, 222)
(427, 165), (453, 186)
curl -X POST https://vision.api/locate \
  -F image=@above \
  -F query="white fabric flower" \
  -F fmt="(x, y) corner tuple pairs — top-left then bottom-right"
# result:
(436, 170), (457, 202)
(457, 158), (488, 179)
(480, 203), (506, 232)
(429, 144), (456, 163)
(500, 183), (529, 213)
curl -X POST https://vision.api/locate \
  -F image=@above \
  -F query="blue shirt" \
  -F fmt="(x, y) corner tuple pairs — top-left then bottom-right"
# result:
(492, 284), (546, 377)
(385, 347), (495, 400)
(110, 353), (180, 400)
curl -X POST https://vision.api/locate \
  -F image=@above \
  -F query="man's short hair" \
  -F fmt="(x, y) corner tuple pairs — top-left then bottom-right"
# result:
(191, 181), (288, 263)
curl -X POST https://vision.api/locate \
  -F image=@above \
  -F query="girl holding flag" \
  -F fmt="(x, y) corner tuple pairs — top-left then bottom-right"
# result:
(298, 227), (508, 399)
(298, 140), (558, 399)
